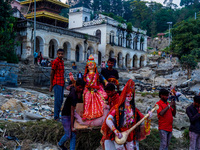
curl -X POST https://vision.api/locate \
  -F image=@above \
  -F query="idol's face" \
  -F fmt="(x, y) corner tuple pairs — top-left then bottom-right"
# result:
(88, 62), (95, 71)
(125, 93), (133, 102)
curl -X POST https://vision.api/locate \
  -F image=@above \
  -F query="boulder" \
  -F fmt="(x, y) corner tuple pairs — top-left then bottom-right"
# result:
(1, 98), (28, 111)
(154, 77), (171, 87)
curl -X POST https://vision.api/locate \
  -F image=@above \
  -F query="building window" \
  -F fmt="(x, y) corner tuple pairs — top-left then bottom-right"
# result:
(110, 31), (114, 45)
(118, 34), (122, 46)
(85, 17), (88, 22)
(96, 29), (101, 43)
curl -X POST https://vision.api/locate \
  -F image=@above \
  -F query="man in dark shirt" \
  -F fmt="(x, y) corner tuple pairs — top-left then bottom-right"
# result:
(101, 58), (119, 91)
(58, 79), (85, 150)
(186, 95), (200, 150)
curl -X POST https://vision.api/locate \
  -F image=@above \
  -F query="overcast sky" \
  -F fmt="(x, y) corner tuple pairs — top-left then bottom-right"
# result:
(61, 0), (181, 7)
(146, 0), (181, 7)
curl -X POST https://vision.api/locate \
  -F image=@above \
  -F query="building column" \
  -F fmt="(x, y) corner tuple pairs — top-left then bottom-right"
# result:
(137, 59), (140, 68)
(114, 55), (118, 68)
(129, 58), (133, 69)
(144, 36), (147, 51)
(94, 49), (98, 64)
(70, 48), (76, 61)
(122, 57), (125, 69)
(22, 39), (32, 59)
(43, 43), (49, 58)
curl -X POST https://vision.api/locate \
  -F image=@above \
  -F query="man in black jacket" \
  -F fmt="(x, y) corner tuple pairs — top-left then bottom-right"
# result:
(186, 95), (200, 150)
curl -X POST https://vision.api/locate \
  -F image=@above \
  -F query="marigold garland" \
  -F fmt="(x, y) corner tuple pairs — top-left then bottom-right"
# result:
(116, 105), (119, 127)
(144, 118), (151, 133)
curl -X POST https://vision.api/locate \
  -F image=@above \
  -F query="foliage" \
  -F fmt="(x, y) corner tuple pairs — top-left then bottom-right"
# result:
(80, 0), (200, 36)
(180, 54), (197, 78)
(0, 0), (18, 63)
(101, 12), (125, 23)
(126, 22), (133, 33)
(191, 48), (200, 60)
(0, 120), (190, 149)
(60, 8), (69, 18)
(171, 19), (200, 57)
(183, 129), (189, 141)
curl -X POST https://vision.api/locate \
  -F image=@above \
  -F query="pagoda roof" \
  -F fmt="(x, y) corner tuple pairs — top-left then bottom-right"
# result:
(20, 0), (69, 8)
(25, 11), (68, 22)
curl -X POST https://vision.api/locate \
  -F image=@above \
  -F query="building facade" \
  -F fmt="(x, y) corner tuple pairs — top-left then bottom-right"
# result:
(68, 7), (147, 68)
(13, 1), (147, 68)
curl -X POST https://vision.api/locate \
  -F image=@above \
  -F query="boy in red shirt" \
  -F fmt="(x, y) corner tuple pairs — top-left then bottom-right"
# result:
(156, 89), (176, 150)
(49, 49), (65, 121)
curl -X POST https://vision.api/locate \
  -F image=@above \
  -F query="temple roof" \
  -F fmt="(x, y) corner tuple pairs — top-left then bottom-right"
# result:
(25, 11), (68, 22)
(20, 0), (70, 8)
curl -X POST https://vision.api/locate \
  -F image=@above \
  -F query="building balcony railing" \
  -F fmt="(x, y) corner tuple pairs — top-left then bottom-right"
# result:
(83, 18), (146, 34)
(69, 7), (91, 13)
(107, 41), (146, 52)
(17, 19), (100, 43)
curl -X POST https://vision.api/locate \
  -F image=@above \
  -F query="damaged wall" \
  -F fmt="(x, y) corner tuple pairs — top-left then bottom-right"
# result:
(0, 62), (18, 87)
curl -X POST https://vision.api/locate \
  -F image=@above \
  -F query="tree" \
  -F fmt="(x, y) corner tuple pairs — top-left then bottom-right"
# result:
(0, 0), (18, 63)
(171, 19), (200, 57)
(180, 54), (197, 79)
(130, 0), (150, 28)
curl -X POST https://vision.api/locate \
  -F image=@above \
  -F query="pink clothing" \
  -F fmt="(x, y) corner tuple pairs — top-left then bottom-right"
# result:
(82, 73), (107, 120)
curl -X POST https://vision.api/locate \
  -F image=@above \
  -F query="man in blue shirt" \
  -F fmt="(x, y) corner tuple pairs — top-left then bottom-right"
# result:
(34, 51), (38, 64)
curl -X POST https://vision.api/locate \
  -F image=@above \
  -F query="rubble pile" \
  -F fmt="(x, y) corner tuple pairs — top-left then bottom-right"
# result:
(0, 87), (54, 121)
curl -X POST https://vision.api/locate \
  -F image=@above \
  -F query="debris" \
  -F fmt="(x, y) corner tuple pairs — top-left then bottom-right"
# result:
(0, 88), (54, 122)
(1, 98), (28, 111)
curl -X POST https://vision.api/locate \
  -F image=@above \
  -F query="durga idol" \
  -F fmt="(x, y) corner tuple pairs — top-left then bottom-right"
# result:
(82, 55), (108, 121)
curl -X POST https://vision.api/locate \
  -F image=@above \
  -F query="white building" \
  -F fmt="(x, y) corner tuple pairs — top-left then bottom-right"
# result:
(68, 7), (147, 68)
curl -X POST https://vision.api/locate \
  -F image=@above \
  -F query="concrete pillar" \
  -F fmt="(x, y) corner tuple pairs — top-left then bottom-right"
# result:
(129, 58), (133, 69)
(137, 59), (140, 68)
(70, 48), (76, 61)
(43, 43), (49, 58)
(122, 57), (125, 68)
(114, 55), (118, 68)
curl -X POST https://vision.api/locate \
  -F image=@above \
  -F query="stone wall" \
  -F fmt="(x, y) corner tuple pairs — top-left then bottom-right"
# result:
(18, 62), (88, 87)
(0, 62), (18, 87)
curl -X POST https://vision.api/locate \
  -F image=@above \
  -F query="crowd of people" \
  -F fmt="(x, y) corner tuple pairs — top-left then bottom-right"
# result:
(34, 51), (51, 67)
(49, 48), (200, 150)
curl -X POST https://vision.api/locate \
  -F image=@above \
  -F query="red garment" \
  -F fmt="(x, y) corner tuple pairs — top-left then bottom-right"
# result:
(101, 80), (150, 149)
(51, 57), (64, 87)
(108, 92), (119, 109)
(156, 100), (174, 132)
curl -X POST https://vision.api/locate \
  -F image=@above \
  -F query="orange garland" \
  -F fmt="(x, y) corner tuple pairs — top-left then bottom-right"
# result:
(116, 105), (119, 127)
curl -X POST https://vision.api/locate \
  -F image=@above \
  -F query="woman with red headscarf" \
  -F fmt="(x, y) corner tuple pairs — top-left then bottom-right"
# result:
(101, 79), (151, 150)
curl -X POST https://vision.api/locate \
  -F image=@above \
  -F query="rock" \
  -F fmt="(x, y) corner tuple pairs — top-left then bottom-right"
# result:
(138, 67), (153, 78)
(119, 72), (135, 80)
(1, 98), (28, 111)
(23, 112), (44, 120)
(154, 77), (171, 87)
(173, 113), (190, 130)
(192, 69), (200, 82)
(147, 62), (157, 68)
